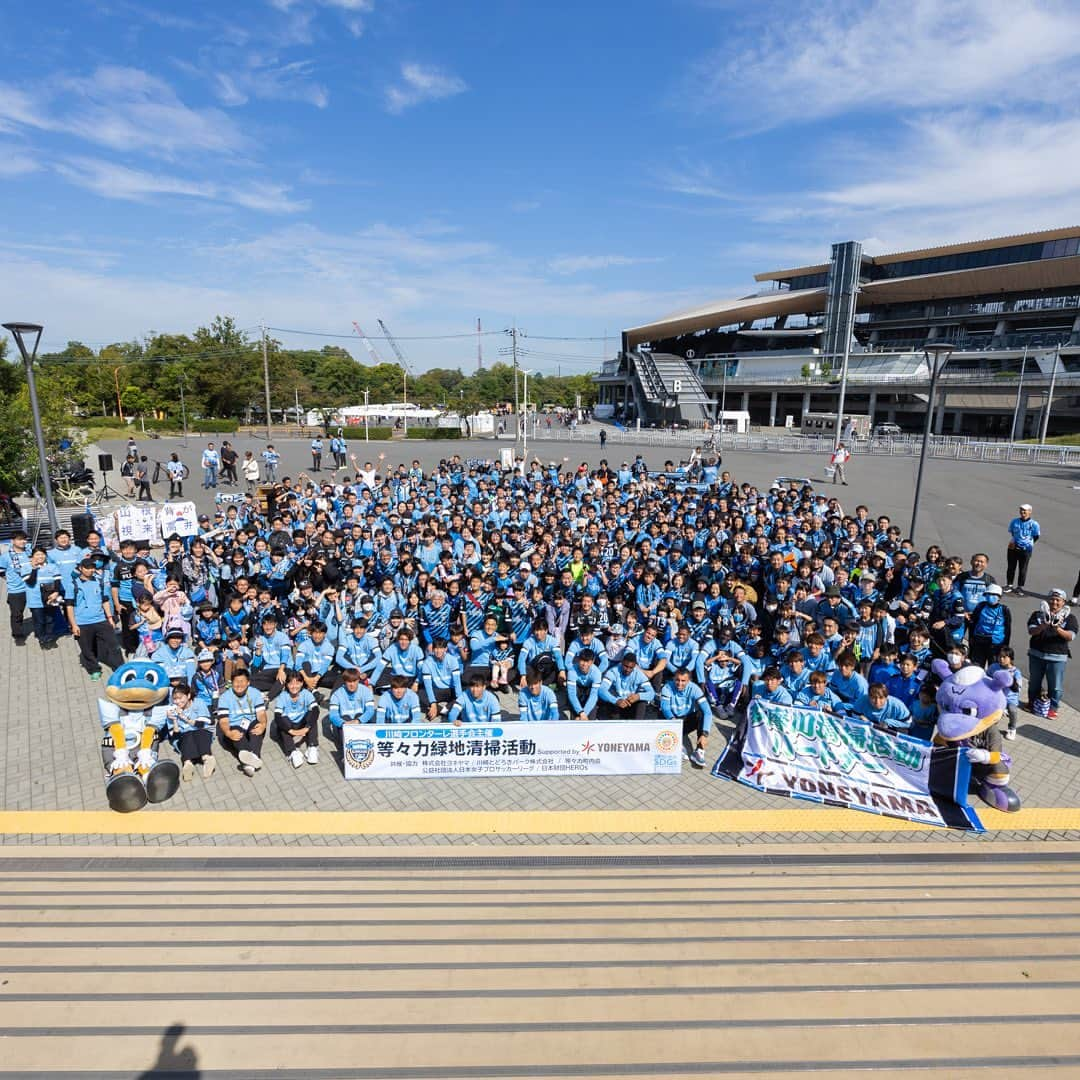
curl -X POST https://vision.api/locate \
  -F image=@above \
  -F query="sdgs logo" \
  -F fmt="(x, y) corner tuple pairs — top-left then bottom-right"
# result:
(655, 729), (679, 754)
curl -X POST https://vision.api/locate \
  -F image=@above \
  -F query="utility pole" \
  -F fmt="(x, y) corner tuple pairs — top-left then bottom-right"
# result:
(511, 325), (520, 449)
(261, 324), (272, 442)
(178, 370), (188, 447)
(363, 388), (370, 442)
(522, 368), (531, 461)
(477, 318), (483, 371)
(1039, 346), (1061, 444)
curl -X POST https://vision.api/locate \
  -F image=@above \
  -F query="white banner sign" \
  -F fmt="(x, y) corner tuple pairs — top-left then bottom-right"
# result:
(114, 504), (157, 542)
(342, 721), (682, 780)
(159, 501), (199, 538)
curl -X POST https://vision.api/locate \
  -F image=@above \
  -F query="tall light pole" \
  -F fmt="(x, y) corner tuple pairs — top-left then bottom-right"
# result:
(363, 388), (370, 443)
(909, 341), (954, 543)
(1039, 345), (1061, 444)
(3, 322), (58, 537)
(719, 358), (730, 449)
(260, 324), (272, 442)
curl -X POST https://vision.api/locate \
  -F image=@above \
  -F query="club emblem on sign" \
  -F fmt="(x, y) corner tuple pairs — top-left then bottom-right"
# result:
(345, 738), (375, 771)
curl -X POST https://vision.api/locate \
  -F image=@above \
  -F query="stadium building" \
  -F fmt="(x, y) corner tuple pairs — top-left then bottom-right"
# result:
(595, 227), (1080, 436)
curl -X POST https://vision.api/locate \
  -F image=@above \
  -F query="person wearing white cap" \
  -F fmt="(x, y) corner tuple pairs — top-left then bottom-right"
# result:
(1005, 504), (1040, 595)
(1026, 589), (1077, 720)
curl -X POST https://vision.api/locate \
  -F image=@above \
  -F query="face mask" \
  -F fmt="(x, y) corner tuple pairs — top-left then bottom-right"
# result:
(947, 652), (963, 666)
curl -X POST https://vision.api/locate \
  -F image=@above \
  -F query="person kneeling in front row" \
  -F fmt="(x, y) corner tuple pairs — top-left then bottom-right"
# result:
(274, 669), (320, 768)
(216, 667), (268, 777)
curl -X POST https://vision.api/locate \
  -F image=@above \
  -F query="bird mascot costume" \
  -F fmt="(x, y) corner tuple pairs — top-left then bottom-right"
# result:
(98, 659), (180, 813)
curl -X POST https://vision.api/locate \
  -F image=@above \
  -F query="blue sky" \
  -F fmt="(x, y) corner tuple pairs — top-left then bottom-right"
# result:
(2, 0), (1079, 372)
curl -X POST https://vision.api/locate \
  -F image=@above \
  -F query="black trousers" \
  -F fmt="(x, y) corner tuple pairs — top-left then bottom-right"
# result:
(222, 728), (265, 757)
(599, 699), (647, 720)
(250, 669), (284, 701)
(7, 593), (26, 641)
(1006, 546), (1031, 588)
(274, 706), (320, 752)
(420, 685), (455, 711)
(77, 620), (123, 675)
(117, 603), (139, 654)
(177, 729), (214, 762)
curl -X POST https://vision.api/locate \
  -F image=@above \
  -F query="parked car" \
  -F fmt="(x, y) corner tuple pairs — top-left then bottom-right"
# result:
(872, 423), (903, 438)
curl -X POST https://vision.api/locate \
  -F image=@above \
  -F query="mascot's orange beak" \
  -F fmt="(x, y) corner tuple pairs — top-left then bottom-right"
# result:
(104, 686), (169, 710)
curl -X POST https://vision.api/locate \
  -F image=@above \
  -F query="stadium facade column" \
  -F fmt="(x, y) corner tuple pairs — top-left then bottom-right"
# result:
(769, 391), (778, 427)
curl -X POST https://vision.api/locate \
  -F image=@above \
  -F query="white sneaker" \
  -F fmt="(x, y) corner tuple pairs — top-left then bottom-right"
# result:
(290, 749), (304, 769)
(1072, 596), (1079, 605)
(202, 755), (216, 779)
(238, 749), (262, 772)
(1003, 729), (1017, 740)
(691, 747), (707, 767)
(306, 745), (319, 765)
(242, 764), (256, 777)
(181, 761), (194, 782)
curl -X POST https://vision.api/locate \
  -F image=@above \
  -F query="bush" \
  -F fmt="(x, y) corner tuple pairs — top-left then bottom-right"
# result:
(409, 428), (460, 439)
(342, 427), (394, 440)
(81, 416), (127, 428)
(190, 419), (239, 433)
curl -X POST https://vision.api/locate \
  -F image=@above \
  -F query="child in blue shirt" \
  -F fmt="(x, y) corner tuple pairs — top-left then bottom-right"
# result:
(988, 646), (1024, 740)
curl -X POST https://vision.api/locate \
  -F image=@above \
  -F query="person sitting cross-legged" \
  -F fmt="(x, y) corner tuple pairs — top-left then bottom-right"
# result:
(274, 669), (320, 768)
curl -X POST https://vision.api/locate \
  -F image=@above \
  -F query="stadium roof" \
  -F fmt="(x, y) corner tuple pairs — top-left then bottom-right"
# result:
(755, 225), (1080, 282)
(625, 253), (1080, 347)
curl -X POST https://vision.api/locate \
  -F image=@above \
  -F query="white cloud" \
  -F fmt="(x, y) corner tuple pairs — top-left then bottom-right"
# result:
(385, 63), (467, 113)
(548, 254), (662, 275)
(0, 66), (250, 159)
(0, 147), (40, 177)
(692, 0), (1080, 128)
(54, 157), (308, 214)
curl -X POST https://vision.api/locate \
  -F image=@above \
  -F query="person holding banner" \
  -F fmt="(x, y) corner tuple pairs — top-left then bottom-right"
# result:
(850, 683), (912, 732)
(660, 668), (712, 767)
(749, 667), (794, 707)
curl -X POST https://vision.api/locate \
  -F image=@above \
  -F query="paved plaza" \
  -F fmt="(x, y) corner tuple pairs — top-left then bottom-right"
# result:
(2, 438), (1078, 847)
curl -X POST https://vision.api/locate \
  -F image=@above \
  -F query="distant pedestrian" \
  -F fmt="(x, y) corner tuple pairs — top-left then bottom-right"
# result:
(242, 451), (261, 493)
(310, 436), (323, 472)
(201, 443), (219, 489)
(261, 445), (279, 482)
(830, 442), (851, 485)
(120, 454), (137, 497)
(219, 441), (238, 486)
(135, 456), (152, 501)
(599, 428), (607, 450)
(165, 453), (186, 500)
(1005, 503), (1040, 595)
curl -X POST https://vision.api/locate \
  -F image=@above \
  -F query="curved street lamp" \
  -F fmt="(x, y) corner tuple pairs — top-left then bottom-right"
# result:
(3, 322), (59, 538)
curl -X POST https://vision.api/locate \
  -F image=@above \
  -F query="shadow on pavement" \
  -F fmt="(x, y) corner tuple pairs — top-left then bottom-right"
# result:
(1018, 722), (1080, 759)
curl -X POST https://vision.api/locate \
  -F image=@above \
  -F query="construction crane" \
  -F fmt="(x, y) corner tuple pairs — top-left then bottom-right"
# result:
(351, 321), (386, 365)
(376, 318), (413, 432)
(376, 319), (414, 376)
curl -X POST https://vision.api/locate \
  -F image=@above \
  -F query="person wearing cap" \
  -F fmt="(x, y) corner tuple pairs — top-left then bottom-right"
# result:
(1005, 504), (1040, 595)
(152, 628), (197, 683)
(969, 583), (1011, 668)
(192, 649), (224, 713)
(1026, 589), (1077, 720)
(65, 557), (123, 682)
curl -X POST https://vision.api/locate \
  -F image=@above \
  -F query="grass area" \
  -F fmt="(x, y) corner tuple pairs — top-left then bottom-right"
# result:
(1020, 434), (1080, 445)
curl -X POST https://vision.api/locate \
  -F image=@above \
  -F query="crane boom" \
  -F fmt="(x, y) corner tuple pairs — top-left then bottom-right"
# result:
(376, 318), (413, 375)
(351, 321), (386, 364)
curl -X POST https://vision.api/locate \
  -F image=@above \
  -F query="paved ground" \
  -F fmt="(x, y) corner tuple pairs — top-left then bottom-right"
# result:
(2, 441), (1077, 846)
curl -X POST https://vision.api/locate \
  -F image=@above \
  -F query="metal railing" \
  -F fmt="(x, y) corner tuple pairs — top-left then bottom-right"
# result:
(529, 427), (1080, 467)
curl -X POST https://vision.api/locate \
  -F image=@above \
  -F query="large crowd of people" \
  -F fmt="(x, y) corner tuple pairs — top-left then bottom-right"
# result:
(0, 447), (1075, 785)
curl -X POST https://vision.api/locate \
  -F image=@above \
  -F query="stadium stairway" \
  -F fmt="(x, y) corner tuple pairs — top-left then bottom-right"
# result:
(2, 844), (1080, 1078)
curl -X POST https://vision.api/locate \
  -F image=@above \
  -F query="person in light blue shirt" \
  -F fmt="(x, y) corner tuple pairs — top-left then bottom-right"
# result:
(1005, 504), (1040, 594)
(23, 546), (62, 648)
(598, 654), (656, 719)
(382, 628), (425, 687)
(328, 669), (376, 741)
(566, 650), (603, 721)
(660, 669), (712, 767)
(376, 675), (423, 724)
(516, 619), (566, 686)
(149, 628), (197, 682)
(850, 683), (911, 731)
(780, 650), (812, 696)
(66, 557), (123, 679)
(200, 443), (220, 489)
(750, 667), (794, 707)
(335, 620), (383, 683)
(448, 673), (503, 725)
(664, 624), (705, 685)
(47, 529), (83, 602)
(829, 651), (868, 706)
(885, 652), (923, 709)
(216, 668), (268, 776)
(988, 646), (1024, 740)
(517, 668), (561, 722)
(565, 624), (609, 676)
(273, 670), (320, 767)
(250, 612), (292, 700)
(296, 621), (336, 695)
(0, 531), (32, 644)
(165, 681), (216, 781)
(420, 639), (463, 719)
(795, 670), (842, 713)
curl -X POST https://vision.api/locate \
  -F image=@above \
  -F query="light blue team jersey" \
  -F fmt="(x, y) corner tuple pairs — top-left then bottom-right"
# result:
(0, 548), (32, 595)
(517, 685), (560, 722)
(329, 683), (375, 726)
(447, 691), (502, 725)
(276, 689), (318, 725)
(376, 689), (423, 724)
(216, 686), (266, 731)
